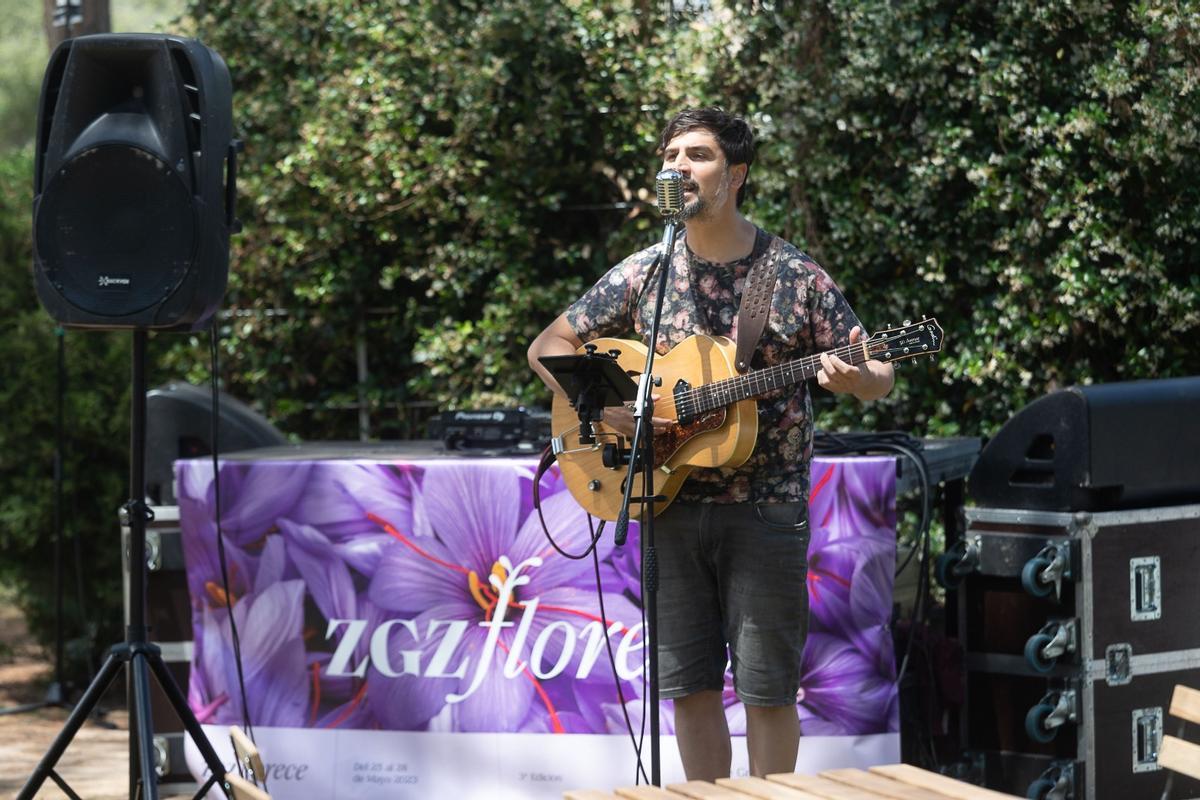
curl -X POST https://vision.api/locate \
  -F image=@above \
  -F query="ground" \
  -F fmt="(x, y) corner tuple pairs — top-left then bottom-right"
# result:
(0, 599), (131, 799)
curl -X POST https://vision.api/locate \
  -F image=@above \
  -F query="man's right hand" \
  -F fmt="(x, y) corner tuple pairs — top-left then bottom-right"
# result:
(601, 396), (674, 438)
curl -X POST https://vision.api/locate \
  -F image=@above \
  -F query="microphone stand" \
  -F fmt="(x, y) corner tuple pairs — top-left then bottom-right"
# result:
(614, 217), (679, 787)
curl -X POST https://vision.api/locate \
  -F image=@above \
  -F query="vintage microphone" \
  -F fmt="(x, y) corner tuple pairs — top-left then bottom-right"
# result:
(655, 168), (684, 222)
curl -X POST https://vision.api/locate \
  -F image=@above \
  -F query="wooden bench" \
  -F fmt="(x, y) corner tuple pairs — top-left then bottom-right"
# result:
(1156, 684), (1200, 785)
(564, 764), (1022, 799)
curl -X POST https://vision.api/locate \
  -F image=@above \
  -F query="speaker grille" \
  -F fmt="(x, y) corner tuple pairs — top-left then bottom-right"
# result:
(171, 48), (203, 187)
(35, 143), (195, 317)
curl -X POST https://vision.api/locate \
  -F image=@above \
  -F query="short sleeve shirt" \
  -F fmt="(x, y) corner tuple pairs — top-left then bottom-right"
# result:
(565, 227), (863, 505)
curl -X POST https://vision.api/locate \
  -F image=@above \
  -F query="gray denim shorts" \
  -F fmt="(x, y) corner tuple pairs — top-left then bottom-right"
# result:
(653, 500), (809, 707)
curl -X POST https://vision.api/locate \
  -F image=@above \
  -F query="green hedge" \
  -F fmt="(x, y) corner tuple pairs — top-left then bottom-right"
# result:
(708, 0), (1200, 436)
(2, 0), (1198, 661)
(0, 147), (132, 678)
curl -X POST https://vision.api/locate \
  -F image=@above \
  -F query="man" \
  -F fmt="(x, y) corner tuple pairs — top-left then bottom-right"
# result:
(527, 108), (894, 780)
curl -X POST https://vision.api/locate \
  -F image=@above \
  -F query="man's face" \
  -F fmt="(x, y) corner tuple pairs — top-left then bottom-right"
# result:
(661, 128), (742, 222)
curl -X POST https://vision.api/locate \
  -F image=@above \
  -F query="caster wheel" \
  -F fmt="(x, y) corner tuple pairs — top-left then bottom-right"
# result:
(1022, 555), (1054, 597)
(1024, 632), (1058, 673)
(1025, 702), (1059, 743)
(1026, 776), (1057, 799)
(936, 551), (963, 589)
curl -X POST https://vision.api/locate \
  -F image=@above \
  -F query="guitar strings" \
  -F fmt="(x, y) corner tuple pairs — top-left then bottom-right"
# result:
(623, 327), (935, 423)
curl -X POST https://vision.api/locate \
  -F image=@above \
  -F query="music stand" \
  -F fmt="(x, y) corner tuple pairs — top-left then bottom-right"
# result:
(539, 348), (637, 443)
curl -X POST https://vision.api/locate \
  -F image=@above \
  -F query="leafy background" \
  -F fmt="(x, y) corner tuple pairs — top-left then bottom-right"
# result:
(1, 0), (1197, 687)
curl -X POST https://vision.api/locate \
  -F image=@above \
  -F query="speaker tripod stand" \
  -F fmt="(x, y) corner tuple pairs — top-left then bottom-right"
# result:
(19, 331), (232, 800)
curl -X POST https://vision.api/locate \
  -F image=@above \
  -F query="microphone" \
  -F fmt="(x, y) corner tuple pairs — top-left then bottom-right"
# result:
(655, 169), (684, 219)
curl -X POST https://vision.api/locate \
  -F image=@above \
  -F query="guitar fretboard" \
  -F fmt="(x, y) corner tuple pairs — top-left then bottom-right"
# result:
(673, 341), (875, 420)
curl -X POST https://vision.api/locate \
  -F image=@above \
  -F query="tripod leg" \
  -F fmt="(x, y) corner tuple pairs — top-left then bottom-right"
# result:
(130, 653), (161, 800)
(17, 648), (126, 800)
(146, 648), (232, 793)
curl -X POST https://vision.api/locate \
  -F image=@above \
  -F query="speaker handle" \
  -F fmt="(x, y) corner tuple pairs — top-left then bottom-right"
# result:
(226, 139), (244, 233)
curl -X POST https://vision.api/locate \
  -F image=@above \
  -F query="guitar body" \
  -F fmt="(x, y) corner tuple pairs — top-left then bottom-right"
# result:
(550, 335), (758, 521)
(546, 317), (945, 522)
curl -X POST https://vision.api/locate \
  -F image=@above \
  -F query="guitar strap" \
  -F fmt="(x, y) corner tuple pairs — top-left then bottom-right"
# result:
(735, 234), (784, 373)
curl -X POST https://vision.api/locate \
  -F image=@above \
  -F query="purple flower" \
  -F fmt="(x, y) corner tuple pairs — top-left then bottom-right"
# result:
(364, 462), (642, 733)
(177, 461), (313, 547)
(603, 668), (745, 737)
(798, 633), (895, 735)
(288, 463), (425, 579)
(177, 460), (314, 609)
(809, 458), (895, 546)
(188, 536), (309, 727)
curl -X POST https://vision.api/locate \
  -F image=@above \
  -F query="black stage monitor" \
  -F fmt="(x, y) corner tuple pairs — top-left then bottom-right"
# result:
(146, 381), (288, 504)
(32, 34), (238, 330)
(969, 375), (1200, 511)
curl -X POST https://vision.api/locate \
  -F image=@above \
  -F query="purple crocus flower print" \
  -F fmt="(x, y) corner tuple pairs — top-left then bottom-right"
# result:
(178, 452), (898, 739)
(188, 535), (309, 727)
(800, 457), (898, 734)
(799, 633), (896, 735)
(177, 460), (313, 549)
(364, 461), (642, 733)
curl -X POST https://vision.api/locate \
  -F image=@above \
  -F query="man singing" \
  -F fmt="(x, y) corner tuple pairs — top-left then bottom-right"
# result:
(527, 107), (894, 779)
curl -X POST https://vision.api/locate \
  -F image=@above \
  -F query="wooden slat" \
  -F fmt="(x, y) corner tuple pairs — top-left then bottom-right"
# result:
(667, 780), (757, 798)
(767, 772), (893, 799)
(616, 786), (691, 800)
(1170, 685), (1200, 726)
(717, 775), (829, 799)
(820, 768), (951, 800)
(224, 774), (270, 800)
(229, 726), (266, 781)
(564, 791), (622, 800)
(1159, 735), (1200, 781)
(869, 765), (1020, 800)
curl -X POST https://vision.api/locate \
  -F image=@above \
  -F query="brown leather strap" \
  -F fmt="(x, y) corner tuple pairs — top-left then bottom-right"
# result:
(735, 235), (784, 373)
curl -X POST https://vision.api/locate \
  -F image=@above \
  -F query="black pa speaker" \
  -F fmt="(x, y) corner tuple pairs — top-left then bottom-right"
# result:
(969, 376), (1200, 511)
(32, 34), (239, 330)
(146, 381), (289, 504)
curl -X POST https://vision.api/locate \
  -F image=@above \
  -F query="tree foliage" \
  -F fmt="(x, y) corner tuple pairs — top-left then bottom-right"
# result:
(0, 147), (130, 675)
(167, 0), (679, 437)
(170, 0), (1200, 441)
(705, 0), (1200, 435)
(2, 0), (1199, 662)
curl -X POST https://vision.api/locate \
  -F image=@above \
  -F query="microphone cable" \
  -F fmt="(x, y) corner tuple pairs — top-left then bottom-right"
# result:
(532, 446), (651, 784)
(208, 324), (266, 792)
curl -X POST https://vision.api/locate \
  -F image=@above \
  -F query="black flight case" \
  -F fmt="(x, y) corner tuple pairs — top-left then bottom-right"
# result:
(950, 503), (1200, 800)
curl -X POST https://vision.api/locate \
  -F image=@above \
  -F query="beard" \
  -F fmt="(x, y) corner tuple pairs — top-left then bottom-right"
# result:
(678, 168), (732, 223)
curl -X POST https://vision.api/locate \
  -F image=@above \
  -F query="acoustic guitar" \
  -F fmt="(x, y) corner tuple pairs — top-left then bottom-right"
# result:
(549, 318), (944, 521)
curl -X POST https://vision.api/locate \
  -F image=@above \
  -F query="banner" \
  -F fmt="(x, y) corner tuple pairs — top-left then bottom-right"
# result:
(177, 454), (898, 796)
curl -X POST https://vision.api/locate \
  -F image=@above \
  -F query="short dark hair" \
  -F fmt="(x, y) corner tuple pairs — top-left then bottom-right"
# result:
(658, 107), (755, 207)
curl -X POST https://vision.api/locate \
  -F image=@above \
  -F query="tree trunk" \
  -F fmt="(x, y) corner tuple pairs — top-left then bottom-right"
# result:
(42, 0), (111, 51)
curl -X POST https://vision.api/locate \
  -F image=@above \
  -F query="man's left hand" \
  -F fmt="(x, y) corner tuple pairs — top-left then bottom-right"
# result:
(818, 326), (894, 401)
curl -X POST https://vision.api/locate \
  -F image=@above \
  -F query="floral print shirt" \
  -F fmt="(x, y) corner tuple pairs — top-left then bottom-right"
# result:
(565, 227), (863, 505)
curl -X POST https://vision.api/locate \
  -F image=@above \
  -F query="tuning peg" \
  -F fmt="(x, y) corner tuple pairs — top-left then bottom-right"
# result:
(903, 319), (911, 326)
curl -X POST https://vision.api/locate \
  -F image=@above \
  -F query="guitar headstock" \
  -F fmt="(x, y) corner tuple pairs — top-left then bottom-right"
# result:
(867, 318), (944, 364)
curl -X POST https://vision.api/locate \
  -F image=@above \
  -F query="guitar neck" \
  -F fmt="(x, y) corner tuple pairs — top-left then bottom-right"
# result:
(686, 342), (875, 416)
